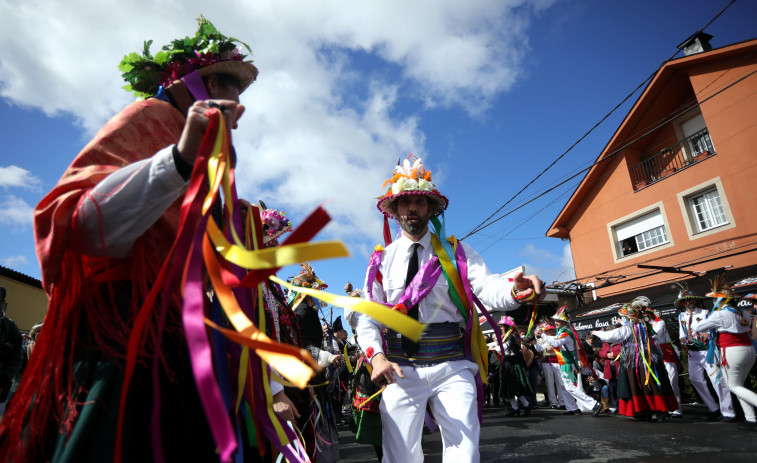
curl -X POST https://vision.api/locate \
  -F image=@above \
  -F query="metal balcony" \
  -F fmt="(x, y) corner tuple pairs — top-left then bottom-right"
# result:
(630, 128), (716, 191)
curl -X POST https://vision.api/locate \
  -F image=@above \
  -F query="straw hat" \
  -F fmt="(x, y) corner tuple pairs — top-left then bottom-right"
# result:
(120, 16), (258, 99)
(376, 156), (448, 219)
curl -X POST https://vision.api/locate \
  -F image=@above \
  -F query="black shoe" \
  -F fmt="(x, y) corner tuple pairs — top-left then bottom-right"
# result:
(651, 412), (669, 423)
(720, 416), (737, 423)
(550, 405), (559, 409)
(559, 405), (566, 410)
(505, 409), (521, 417)
(563, 409), (581, 415)
(592, 402), (603, 417)
(523, 406), (531, 417)
(706, 411), (721, 421)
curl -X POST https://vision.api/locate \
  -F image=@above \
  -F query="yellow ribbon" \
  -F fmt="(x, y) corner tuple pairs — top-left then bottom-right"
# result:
(430, 234), (488, 383)
(272, 276), (425, 341)
(207, 218), (349, 270)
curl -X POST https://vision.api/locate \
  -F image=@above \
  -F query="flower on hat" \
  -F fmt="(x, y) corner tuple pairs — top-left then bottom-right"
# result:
(261, 209), (292, 237)
(376, 155), (449, 218)
(119, 15), (257, 99)
(498, 315), (515, 326)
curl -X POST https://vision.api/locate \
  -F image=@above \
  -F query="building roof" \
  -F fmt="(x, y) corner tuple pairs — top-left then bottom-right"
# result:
(547, 37), (757, 239)
(0, 265), (42, 289)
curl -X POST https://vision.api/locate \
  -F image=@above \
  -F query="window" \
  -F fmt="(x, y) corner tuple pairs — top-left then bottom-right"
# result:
(676, 177), (735, 240)
(614, 209), (669, 256)
(690, 188), (728, 232)
(635, 225), (668, 251)
(681, 113), (714, 156)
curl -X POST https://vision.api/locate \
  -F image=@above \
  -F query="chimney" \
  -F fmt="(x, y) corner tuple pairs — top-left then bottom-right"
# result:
(677, 32), (714, 56)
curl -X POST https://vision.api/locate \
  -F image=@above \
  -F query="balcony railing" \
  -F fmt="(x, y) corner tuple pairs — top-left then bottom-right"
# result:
(630, 128), (716, 191)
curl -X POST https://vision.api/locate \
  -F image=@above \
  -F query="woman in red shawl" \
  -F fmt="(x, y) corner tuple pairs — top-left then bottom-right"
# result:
(0, 18), (256, 462)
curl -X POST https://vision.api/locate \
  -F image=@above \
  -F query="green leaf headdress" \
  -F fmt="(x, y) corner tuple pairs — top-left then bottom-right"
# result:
(118, 15), (258, 99)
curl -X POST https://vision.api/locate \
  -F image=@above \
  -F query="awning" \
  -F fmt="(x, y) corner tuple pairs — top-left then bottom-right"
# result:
(567, 264), (757, 336)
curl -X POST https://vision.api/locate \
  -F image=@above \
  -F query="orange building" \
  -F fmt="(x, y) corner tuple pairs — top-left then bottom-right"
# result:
(547, 33), (757, 326)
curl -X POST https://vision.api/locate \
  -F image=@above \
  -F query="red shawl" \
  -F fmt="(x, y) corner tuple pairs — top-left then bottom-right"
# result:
(0, 99), (186, 461)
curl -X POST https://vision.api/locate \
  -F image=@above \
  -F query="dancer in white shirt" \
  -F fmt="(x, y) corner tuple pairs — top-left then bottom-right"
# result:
(355, 157), (545, 462)
(676, 287), (736, 422)
(692, 276), (757, 425)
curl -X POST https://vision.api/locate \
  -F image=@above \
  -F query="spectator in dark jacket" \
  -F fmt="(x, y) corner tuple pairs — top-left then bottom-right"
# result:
(0, 286), (23, 406)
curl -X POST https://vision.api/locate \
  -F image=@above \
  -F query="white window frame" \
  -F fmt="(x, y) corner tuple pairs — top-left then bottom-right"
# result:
(608, 202), (673, 262)
(677, 177), (735, 240)
(690, 188), (728, 232)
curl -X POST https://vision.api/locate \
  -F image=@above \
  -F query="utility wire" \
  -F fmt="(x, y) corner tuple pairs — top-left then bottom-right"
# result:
(464, 65), (757, 239)
(462, 0), (739, 240)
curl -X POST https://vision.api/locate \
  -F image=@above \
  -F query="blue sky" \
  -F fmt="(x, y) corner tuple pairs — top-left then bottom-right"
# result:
(1, 0), (756, 331)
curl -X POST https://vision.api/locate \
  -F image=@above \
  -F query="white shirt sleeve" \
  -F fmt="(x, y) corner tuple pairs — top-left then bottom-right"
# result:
(544, 334), (573, 350)
(75, 145), (188, 258)
(593, 325), (630, 344)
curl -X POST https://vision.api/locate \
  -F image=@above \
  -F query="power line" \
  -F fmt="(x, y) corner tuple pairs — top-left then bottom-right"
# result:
(463, 65), (757, 239)
(462, 0), (739, 240)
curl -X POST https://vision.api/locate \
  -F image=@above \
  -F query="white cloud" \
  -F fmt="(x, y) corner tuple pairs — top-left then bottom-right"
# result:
(0, 195), (35, 229)
(519, 242), (575, 284)
(0, 166), (42, 190)
(1, 255), (28, 268)
(0, 0), (556, 252)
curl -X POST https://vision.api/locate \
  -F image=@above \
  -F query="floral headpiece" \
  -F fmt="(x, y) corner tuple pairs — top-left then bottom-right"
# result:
(287, 263), (328, 307)
(261, 209), (293, 246)
(617, 304), (629, 318)
(498, 315), (515, 326)
(539, 321), (556, 331)
(376, 155), (448, 219)
(119, 16), (258, 99)
(630, 296), (652, 310)
(289, 263), (328, 291)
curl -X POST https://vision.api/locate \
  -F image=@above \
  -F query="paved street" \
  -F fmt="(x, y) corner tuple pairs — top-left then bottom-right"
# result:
(337, 404), (757, 462)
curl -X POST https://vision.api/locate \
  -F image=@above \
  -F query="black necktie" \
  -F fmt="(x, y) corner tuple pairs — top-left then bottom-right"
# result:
(402, 243), (421, 357)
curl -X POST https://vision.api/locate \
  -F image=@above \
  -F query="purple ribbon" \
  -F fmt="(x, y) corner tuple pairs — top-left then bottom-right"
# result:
(183, 219), (237, 462)
(182, 70), (211, 101)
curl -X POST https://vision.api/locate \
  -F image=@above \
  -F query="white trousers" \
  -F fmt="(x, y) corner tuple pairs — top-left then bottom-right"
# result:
(664, 361), (682, 414)
(560, 370), (597, 412)
(687, 350), (735, 417)
(721, 345), (757, 423)
(543, 362), (563, 406)
(380, 360), (480, 463)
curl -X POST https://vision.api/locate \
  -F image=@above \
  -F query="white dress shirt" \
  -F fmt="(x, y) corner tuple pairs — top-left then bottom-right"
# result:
(692, 306), (753, 334)
(356, 230), (520, 358)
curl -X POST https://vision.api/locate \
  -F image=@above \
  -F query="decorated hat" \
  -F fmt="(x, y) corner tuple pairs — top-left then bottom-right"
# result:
(706, 273), (735, 299)
(742, 293), (757, 301)
(260, 208), (293, 247)
(539, 321), (556, 331)
(617, 304), (629, 317)
(376, 155), (448, 219)
(332, 316), (344, 332)
(498, 315), (515, 326)
(288, 263), (328, 307)
(674, 287), (705, 307)
(551, 305), (569, 323)
(119, 16), (258, 99)
(630, 296), (651, 310)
